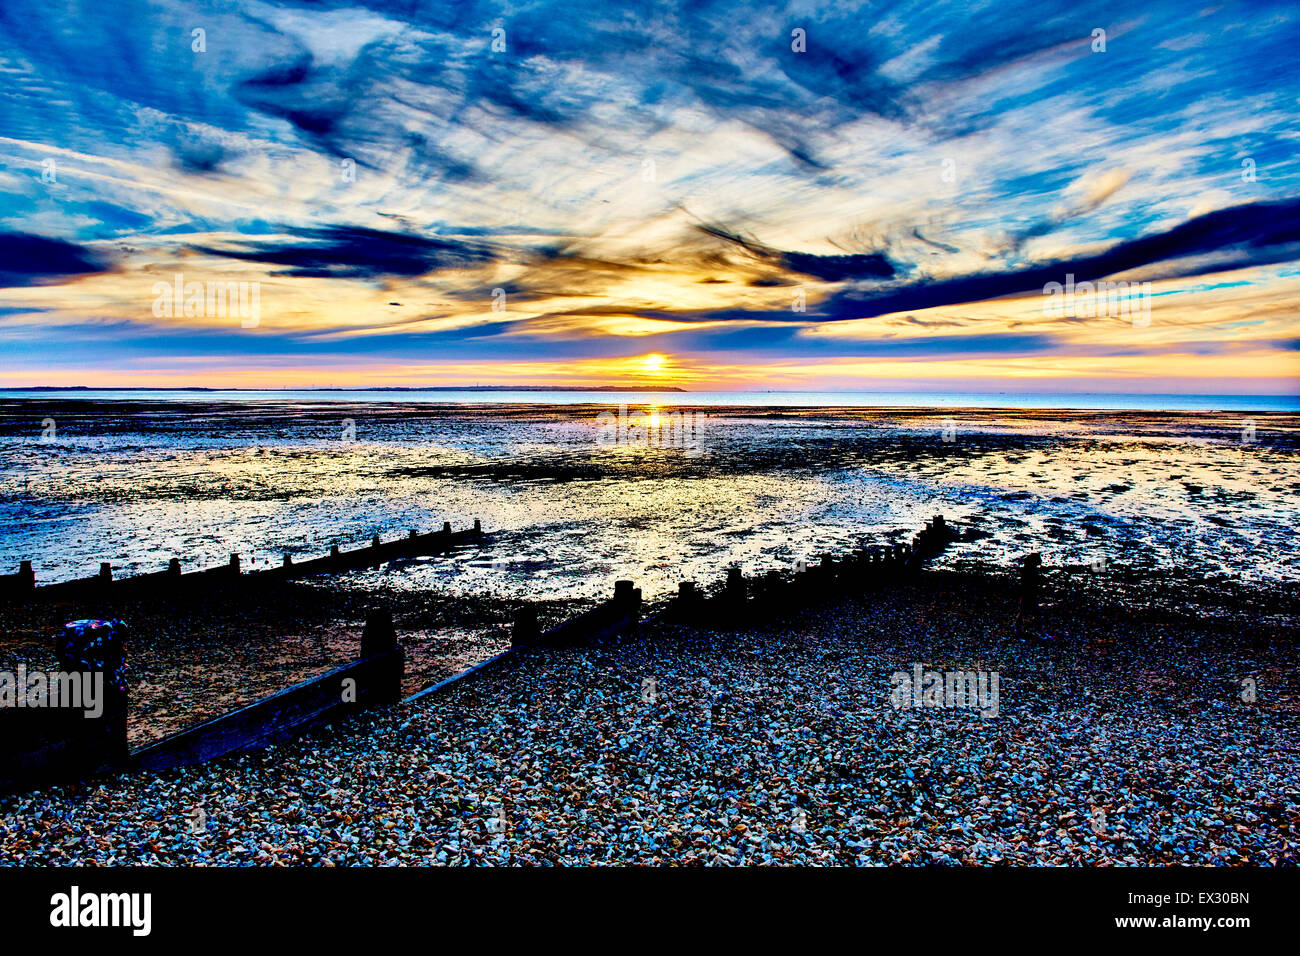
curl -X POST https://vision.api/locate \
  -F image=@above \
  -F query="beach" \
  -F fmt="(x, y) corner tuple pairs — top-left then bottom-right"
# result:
(2, 567), (1296, 866)
(0, 398), (1297, 865)
(3, 401), (1297, 596)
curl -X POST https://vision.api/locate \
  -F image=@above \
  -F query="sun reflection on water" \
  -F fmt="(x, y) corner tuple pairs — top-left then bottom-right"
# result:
(1, 405), (1295, 601)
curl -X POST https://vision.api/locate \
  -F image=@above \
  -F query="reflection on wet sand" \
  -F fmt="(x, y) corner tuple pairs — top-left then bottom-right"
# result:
(1, 401), (1296, 604)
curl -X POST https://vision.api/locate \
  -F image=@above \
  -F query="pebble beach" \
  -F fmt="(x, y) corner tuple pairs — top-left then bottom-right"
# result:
(2, 569), (1296, 866)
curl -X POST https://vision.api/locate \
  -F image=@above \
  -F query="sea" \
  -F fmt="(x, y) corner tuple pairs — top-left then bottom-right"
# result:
(0, 390), (1295, 602)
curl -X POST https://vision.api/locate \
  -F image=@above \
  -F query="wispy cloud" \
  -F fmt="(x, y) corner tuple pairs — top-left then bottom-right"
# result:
(0, 0), (1298, 391)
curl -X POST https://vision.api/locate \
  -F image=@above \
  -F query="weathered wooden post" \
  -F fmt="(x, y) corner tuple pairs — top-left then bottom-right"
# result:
(512, 605), (540, 646)
(371, 534), (381, 548)
(16, 619), (133, 787)
(672, 580), (702, 623)
(360, 607), (403, 703)
(474, 518), (482, 534)
(168, 557), (182, 578)
(361, 607), (396, 657)
(229, 553), (241, 575)
(752, 570), (768, 605)
(726, 566), (744, 591)
(613, 579), (641, 632)
(819, 554), (836, 595)
(18, 560), (34, 591)
(853, 548), (870, 591)
(408, 528), (417, 539)
(98, 562), (112, 584)
(442, 521), (452, 534)
(1013, 553), (1044, 639)
(725, 566), (746, 615)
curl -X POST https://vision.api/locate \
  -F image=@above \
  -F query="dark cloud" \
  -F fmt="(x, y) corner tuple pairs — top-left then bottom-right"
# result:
(234, 54), (356, 156)
(0, 233), (112, 288)
(696, 221), (895, 281)
(813, 197), (1300, 321)
(191, 225), (499, 279)
(911, 228), (960, 255)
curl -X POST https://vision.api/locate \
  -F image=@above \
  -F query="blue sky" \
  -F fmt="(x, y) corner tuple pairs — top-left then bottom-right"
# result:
(1, 0), (1298, 391)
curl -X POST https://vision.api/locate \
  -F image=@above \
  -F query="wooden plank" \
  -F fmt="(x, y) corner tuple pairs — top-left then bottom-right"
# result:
(533, 601), (638, 647)
(17, 523), (484, 603)
(402, 647), (519, 704)
(130, 647), (403, 772)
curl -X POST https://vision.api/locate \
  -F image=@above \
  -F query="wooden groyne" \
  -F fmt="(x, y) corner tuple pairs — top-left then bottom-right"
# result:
(132, 611), (404, 773)
(510, 579), (642, 649)
(0, 561), (35, 598)
(0, 612), (403, 790)
(0, 516), (957, 792)
(662, 514), (956, 626)
(0, 520), (484, 605)
(403, 579), (643, 704)
(0, 577), (646, 792)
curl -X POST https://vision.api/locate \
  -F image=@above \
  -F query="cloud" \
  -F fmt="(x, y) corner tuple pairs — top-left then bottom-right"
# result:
(807, 197), (1300, 322)
(0, 233), (112, 287)
(190, 225), (501, 279)
(695, 220), (895, 281)
(1, 0), (1299, 390)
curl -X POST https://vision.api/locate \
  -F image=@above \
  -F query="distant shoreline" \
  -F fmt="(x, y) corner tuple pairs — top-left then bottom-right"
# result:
(0, 387), (1294, 413)
(0, 385), (689, 393)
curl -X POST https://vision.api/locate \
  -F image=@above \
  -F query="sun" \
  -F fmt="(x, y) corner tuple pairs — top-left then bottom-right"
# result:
(641, 353), (668, 374)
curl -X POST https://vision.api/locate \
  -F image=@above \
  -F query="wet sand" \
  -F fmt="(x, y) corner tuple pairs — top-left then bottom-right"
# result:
(2, 401), (1297, 597)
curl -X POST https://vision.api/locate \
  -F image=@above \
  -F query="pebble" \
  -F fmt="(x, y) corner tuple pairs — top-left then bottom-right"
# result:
(1, 575), (1296, 865)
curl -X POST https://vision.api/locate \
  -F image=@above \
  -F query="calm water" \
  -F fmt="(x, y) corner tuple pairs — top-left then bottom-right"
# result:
(0, 399), (1296, 601)
(1, 389), (1297, 411)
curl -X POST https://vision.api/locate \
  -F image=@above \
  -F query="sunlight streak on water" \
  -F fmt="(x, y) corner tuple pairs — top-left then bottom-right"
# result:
(0, 402), (1295, 600)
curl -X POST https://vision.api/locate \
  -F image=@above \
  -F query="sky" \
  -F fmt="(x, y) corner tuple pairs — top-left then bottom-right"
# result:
(0, 0), (1298, 393)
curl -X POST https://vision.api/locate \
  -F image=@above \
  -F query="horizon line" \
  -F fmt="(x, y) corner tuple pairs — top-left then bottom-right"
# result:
(2, 385), (1298, 397)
